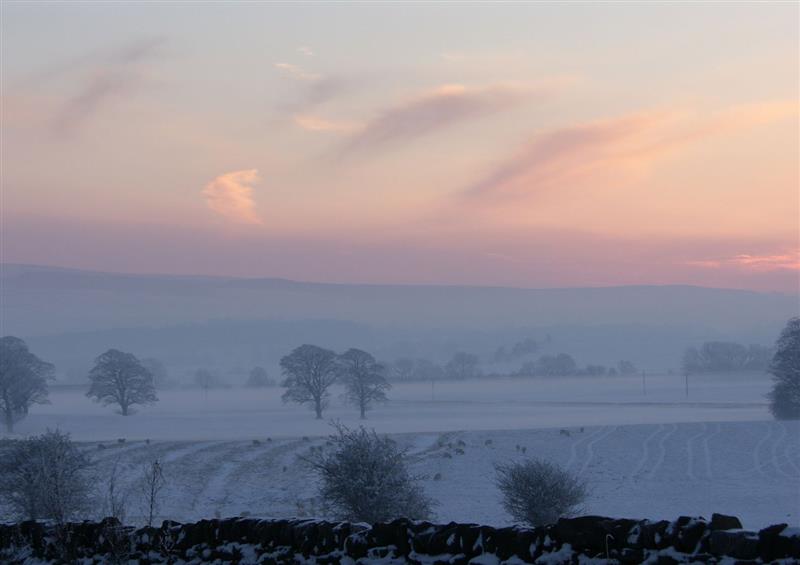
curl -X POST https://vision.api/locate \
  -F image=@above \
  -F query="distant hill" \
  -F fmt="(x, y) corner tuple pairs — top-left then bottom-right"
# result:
(2, 263), (796, 336)
(2, 264), (797, 378)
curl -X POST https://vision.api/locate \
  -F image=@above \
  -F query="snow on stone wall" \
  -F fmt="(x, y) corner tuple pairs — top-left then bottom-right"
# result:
(0, 514), (797, 564)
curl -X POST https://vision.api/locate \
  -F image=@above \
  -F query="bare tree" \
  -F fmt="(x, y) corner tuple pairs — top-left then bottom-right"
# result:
(339, 349), (390, 419)
(617, 359), (638, 376)
(140, 457), (166, 527)
(495, 459), (586, 526)
(391, 358), (416, 382)
(0, 430), (92, 523)
(246, 366), (276, 388)
(87, 349), (157, 416)
(445, 352), (481, 380)
(768, 317), (800, 420)
(280, 344), (339, 419)
(0, 336), (54, 432)
(141, 358), (170, 389)
(102, 458), (129, 524)
(682, 342), (771, 374)
(304, 424), (432, 523)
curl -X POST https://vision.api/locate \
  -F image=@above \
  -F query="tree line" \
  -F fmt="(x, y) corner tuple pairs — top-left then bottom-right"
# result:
(2, 317), (799, 432)
(0, 340), (393, 429)
(681, 341), (773, 374)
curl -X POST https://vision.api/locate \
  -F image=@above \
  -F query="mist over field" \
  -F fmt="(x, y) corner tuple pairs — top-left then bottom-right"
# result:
(3, 264), (794, 382)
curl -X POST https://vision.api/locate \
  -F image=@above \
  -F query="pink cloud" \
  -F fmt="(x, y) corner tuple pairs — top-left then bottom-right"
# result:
(202, 170), (263, 225)
(463, 101), (797, 201)
(274, 62), (320, 81)
(689, 251), (800, 272)
(343, 82), (542, 153)
(293, 114), (360, 133)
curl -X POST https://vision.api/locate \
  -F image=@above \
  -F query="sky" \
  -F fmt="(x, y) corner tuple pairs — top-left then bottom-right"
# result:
(2, 2), (798, 292)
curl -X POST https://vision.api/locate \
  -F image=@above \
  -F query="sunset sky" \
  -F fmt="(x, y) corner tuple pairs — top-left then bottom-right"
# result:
(2, 2), (798, 292)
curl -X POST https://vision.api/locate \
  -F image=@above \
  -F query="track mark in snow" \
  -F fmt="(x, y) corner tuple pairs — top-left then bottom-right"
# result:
(648, 423), (676, 480)
(631, 424), (664, 478)
(685, 423), (707, 481)
(771, 423), (794, 479)
(198, 442), (273, 512)
(701, 422), (720, 480)
(161, 441), (224, 465)
(578, 425), (617, 476)
(782, 423), (800, 476)
(752, 423), (772, 479)
(85, 441), (152, 464)
(565, 427), (605, 471)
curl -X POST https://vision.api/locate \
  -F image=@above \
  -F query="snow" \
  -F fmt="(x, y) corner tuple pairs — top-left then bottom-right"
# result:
(0, 372), (796, 531)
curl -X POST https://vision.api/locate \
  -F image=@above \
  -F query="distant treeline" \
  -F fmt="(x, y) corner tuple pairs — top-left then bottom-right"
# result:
(681, 341), (773, 374)
(385, 353), (638, 381)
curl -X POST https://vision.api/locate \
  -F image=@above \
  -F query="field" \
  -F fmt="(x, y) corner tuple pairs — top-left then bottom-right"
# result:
(2, 372), (797, 529)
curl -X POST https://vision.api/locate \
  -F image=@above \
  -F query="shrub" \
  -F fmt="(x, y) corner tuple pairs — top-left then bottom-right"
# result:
(495, 458), (586, 526)
(768, 317), (800, 420)
(305, 424), (433, 523)
(0, 429), (92, 523)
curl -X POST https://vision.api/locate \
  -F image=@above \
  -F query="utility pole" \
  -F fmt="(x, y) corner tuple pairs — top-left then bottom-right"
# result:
(642, 370), (646, 396)
(684, 372), (689, 399)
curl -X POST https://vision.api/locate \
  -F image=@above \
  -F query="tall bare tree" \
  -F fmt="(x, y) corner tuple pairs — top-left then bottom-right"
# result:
(0, 336), (53, 432)
(280, 344), (339, 419)
(87, 349), (157, 416)
(102, 457), (129, 524)
(140, 457), (166, 527)
(339, 349), (390, 419)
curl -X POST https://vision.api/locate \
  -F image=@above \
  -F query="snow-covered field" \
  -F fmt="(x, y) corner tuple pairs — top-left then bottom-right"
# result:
(2, 373), (797, 529)
(5, 372), (774, 440)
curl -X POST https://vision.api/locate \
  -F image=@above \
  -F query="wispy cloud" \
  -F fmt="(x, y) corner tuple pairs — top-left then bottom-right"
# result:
(297, 46), (314, 57)
(52, 37), (164, 135)
(342, 83), (538, 154)
(463, 100), (797, 200)
(463, 111), (670, 199)
(688, 251), (800, 272)
(293, 114), (361, 133)
(274, 62), (320, 81)
(203, 169), (263, 225)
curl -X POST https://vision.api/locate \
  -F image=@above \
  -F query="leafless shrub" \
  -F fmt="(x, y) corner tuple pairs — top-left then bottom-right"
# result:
(0, 430), (92, 523)
(495, 458), (587, 526)
(304, 424), (433, 523)
(102, 457), (129, 524)
(140, 457), (166, 527)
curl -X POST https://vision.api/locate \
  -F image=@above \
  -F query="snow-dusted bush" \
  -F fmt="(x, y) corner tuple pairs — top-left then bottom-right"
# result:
(495, 458), (586, 526)
(768, 317), (800, 420)
(0, 430), (92, 523)
(305, 425), (432, 523)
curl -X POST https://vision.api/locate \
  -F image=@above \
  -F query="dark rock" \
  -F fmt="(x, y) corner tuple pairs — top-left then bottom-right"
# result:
(710, 513), (743, 531)
(709, 530), (758, 560)
(619, 547), (645, 563)
(671, 516), (707, 554)
(555, 515), (636, 556)
(758, 523), (799, 561)
(1, 515), (798, 563)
